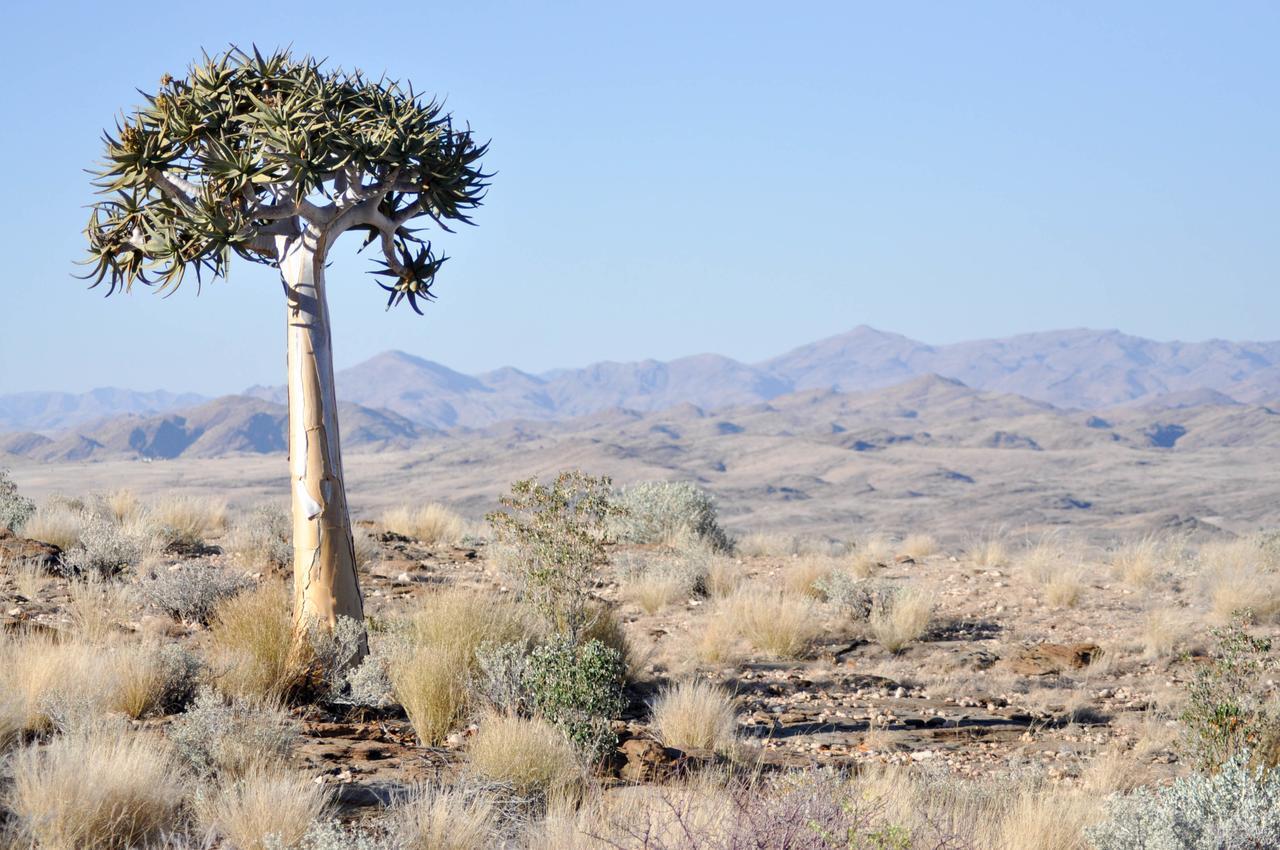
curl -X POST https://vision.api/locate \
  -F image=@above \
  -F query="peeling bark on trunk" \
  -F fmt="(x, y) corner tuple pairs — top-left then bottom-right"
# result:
(278, 231), (365, 644)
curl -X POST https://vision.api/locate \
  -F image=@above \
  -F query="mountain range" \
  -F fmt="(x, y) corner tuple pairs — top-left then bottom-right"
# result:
(3, 326), (1280, 463)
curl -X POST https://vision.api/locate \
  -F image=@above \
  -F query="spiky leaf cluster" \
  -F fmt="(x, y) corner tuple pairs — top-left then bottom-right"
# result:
(84, 46), (489, 312)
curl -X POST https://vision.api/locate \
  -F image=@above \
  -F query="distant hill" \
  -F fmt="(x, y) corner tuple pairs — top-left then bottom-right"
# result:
(7, 326), (1280, 433)
(0, 388), (207, 433)
(4, 396), (427, 462)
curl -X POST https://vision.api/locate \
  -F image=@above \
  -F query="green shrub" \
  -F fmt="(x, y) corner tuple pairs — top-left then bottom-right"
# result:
(1182, 618), (1280, 770)
(0, 468), (35, 533)
(524, 636), (626, 759)
(612, 480), (730, 551)
(486, 470), (619, 639)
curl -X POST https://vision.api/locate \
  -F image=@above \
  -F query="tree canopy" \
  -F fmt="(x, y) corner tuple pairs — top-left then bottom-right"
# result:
(84, 46), (489, 313)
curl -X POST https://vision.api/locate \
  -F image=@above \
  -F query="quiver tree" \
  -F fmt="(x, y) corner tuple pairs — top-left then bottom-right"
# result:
(83, 47), (489, 641)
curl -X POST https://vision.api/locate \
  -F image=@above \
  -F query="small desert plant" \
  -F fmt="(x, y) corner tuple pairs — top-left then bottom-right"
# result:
(705, 554), (745, 597)
(651, 679), (738, 754)
(696, 609), (743, 664)
(736, 532), (801, 558)
(900, 533), (938, 560)
(197, 762), (333, 850)
(467, 713), (583, 796)
(611, 480), (730, 551)
(66, 577), (136, 643)
(0, 468), (35, 533)
(137, 560), (253, 624)
(62, 512), (155, 577)
(782, 554), (837, 598)
(968, 531), (1009, 568)
(106, 641), (201, 719)
(8, 727), (185, 850)
(1087, 749), (1280, 849)
(850, 533), (894, 577)
(224, 504), (293, 571)
(208, 582), (311, 700)
(618, 549), (707, 614)
(100, 488), (143, 523)
(724, 587), (819, 659)
(389, 644), (472, 745)
(1045, 568), (1085, 608)
(403, 587), (539, 664)
(382, 503), (467, 545)
(149, 495), (227, 548)
(393, 785), (499, 850)
(486, 470), (619, 639)
(11, 556), (47, 599)
(170, 688), (300, 777)
(21, 500), (87, 551)
(1111, 534), (1168, 587)
(524, 635), (626, 759)
(868, 585), (934, 653)
(1181, 618), (1280, 771)
(1142, 608), (1183, 659)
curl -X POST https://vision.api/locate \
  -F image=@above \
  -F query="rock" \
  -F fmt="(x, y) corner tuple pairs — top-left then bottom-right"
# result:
(617, 737), (681, 783)
(1008, 643), (1102, 676)
(0, 528), (61, 572)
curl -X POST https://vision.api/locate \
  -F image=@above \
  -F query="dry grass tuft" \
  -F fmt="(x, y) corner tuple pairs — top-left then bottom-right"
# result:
(8, 727), (184, 850)
(782, 555), (836, 598)
(10, 556), (46, 599)
(850, 533), (893, 577)
(222, 504), (292, 572)
(208, 582), (310, 700)
(968, 532), (1009, 568)
(651, 679), (738, 754)
(394, 785), (498, 850)
(389, 645), (471, 746)
(991, 788), (1098, 850)
(468, 714), (582, 796)
(1045, 568), (1085, 608)
(705, 555), (745, 597)
(101, 489), (142, 524)
(900, 533), (938, 560)
(1141, 608), (1184, 659)
(696, 609), (743, 664)
(868, 586), (934, 653)
(1110, 534), (1170, 587)
(149, 495), (228, 547)
(197, 762), (332, 850)
(22, 502), (87, 550)
(66, 578), (135, 643)
(382, 503), (467, 545)
(735, 532), (801, 558)
(723, 587), (819, 659)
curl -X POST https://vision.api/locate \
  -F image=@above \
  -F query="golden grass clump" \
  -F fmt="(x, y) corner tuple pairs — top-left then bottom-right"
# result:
(10, 556), (46, 600)
(382, 503), (467, 545)
(22, 502), (87, 551)
(723, 587), (819, 659)
(1110, 534), (1169, 587)
(394, 785), (499, 850)
(735, 532), (801, 558)
(468, 714), (582, 796)
(66, 578), (135, 644)
(197, 762), (332, 850)
(8, 728), (185, 850)
(651, 679), (738, 754)
(389, 645), (471, 746)
(208, 582), (310, 700)
(990, 788), (1099, 850)
(1045, 568), (1085, 608)
(968, 532), (1009, 568)
(868, 586), (934, 653)
(148, 495), (228, 547)
(782, 555), (836, 598)
(900, 533), (938, 560)
(850, 533), (893, 577)
(696, 608), (743, 664)
(390, 588), (538, 745)
(705, 555), (745, 597)
(623, 569), (691, 614)
(101, 488), (142, 524)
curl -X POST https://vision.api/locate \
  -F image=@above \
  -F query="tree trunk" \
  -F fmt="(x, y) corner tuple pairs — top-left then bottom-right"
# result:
(277, 231), (365, 641)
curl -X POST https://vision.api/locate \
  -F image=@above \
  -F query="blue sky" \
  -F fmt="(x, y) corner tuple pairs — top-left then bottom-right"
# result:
(1, 2), (1276, 394)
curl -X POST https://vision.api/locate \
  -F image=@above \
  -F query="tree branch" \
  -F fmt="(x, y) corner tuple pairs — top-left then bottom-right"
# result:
(148, 169), (199, 210)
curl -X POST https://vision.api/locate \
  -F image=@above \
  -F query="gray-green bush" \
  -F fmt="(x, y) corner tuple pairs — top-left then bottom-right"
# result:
(0, 468), (35, 533)
(612, 480), (731, 551)
(169, 688), (300, 776)
(138, 562), (253, 624)
(1087, 750), (1280, 849)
